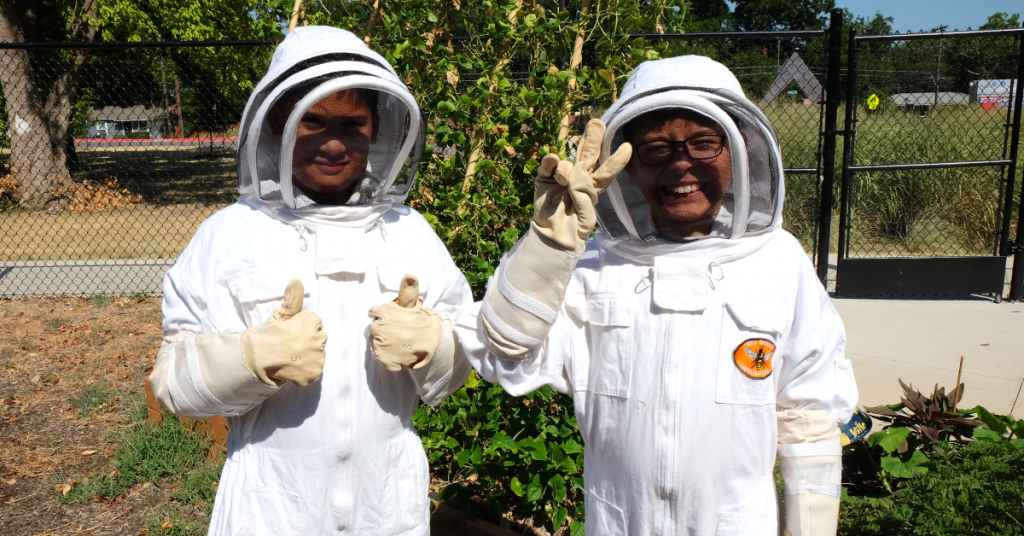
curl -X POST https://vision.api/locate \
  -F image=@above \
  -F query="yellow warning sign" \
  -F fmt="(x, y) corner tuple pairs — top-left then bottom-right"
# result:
(867, 93), (880, 110)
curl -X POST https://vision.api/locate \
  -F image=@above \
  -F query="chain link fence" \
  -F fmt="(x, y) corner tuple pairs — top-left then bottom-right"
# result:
(0, 42), (272, 297)
(0, 35), (836, 298)
(840, 30), (1022, 259)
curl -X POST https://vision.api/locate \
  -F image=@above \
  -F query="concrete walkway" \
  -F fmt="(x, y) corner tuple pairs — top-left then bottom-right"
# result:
(834, 297), (1024, 416)
(0, 259), (173, 298)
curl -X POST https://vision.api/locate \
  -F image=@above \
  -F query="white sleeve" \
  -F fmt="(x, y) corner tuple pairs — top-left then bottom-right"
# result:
(774, 259), (848, 536)
(456, 300), (575, 397)
(774, 264), (858, 423)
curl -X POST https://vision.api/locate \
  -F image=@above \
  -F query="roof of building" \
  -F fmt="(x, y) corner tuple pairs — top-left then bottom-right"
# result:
(889, 92), (969, 106)
(89, 105), (164, 121)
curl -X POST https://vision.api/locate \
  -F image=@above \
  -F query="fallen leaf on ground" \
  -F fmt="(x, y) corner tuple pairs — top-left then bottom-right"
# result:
(141, 482), (151, 490)
(81, 450), (98, 456)
(29, 374), (40, 385)
(62, 484), (73, 496)
(5, 477), (16, 485)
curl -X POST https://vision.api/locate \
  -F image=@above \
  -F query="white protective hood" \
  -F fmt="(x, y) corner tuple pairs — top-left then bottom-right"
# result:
(596, 55), (786, 262)
(237, 26), (423, 209)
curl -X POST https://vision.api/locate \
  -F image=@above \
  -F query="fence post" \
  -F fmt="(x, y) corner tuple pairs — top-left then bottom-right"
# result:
(816, 8), (844, 286)
(1008, 32), (1024, 301)
(836, 28), (858, 271)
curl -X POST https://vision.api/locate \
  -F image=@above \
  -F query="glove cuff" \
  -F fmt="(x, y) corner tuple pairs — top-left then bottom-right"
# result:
(165, 332), (279, 418)
(778, 442), (842, 498)
(481, 227), (577, 359)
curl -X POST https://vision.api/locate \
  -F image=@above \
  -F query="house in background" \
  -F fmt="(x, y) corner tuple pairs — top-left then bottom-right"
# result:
(86, 106), (165, 138)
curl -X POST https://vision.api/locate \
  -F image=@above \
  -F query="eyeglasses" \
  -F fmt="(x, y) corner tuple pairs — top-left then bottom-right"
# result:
(634, 135), (727, 165)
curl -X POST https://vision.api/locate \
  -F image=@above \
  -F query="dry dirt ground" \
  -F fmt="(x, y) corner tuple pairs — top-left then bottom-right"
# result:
(0, 295), (201, 536)
(0, 297), (553, 536)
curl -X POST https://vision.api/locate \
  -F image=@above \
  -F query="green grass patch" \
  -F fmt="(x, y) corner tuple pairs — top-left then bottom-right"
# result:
(59, 402), (222, 507)
(68, 380), (113, 418)
(145, 504), (211, 536)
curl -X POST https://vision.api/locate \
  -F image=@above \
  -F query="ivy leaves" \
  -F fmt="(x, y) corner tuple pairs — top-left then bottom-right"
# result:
(414, 376), (585, 533)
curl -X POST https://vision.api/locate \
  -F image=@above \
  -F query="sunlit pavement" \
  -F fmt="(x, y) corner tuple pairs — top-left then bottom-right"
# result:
(833, 295), (1024, 416)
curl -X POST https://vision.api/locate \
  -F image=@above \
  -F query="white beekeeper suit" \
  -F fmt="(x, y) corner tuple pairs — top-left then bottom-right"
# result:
(455, 56), (859, 535)
(149, 27), (472, 535)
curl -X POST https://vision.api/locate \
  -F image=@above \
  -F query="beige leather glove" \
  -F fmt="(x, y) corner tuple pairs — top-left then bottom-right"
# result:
(479, 120), (631, 360)
(241, 279), (328, 387)
(368, 274), (442, 371)
(533, 119), (633, 255)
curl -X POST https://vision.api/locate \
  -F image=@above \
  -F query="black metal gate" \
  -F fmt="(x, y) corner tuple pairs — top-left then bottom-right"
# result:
(835, 27), (1024, 298)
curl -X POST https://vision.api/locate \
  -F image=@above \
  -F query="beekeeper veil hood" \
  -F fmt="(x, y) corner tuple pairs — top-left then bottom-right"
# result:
(597, 55), (784, 251)
(237, 26), (423, 209)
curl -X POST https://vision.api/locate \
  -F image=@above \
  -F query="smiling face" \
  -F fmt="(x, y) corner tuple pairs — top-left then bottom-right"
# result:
(269, 89), (380, 205)
(623, 109), (732, 238)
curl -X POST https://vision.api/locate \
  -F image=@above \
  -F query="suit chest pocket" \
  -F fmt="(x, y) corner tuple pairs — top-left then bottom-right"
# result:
(584, 295), (634, 398)
(716, 303), (779, 406)
(226, 269), (315, 328)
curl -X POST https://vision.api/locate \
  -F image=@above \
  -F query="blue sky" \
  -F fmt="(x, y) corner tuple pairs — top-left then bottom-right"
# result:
(835, 0), (1021, 33)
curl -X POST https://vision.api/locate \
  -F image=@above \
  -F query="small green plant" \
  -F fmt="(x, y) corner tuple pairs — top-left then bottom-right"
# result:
(145, 505), (210, 536)
(90, 293), (110, 308)
(971, 406), (1024, 449)
(59, 402), (220, 505)
(864, 426), (929, 493)
(45, 318), (67, 332)
(865, 379), (981, 452)
(840, 440), (1024, 536)
(19, 336), (38, 351)
(68, 381), (113, 418)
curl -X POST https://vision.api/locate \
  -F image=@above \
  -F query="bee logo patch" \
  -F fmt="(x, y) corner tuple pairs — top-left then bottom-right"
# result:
(734, 339), (775, 380)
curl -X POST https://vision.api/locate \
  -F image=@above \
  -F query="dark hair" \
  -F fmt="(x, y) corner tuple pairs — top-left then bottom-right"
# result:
(621, 107), (739, 143)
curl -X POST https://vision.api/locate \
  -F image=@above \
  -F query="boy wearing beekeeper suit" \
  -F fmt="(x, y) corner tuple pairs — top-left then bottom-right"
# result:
(396, 56), (859, 535)
(149, 27), (472, 535)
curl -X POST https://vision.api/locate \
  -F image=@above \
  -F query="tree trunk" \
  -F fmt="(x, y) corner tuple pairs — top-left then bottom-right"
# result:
(0, 0), (97, 208)
(0, 4), (66, 206)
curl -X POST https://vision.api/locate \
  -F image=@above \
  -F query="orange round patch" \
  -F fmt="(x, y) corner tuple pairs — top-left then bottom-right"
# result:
(734, 339), (776, 380)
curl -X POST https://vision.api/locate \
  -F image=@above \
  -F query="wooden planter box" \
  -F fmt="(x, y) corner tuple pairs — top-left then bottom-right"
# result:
(431, 502), (522, 536)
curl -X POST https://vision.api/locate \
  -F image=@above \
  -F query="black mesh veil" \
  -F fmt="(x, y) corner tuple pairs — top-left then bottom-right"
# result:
(236, 27), (423, 209)
(597, 56), (785, 252)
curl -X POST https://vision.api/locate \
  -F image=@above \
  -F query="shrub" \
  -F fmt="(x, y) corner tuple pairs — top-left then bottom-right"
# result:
(839, 440), (1024, 536)
(416, 373), (585, 534)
